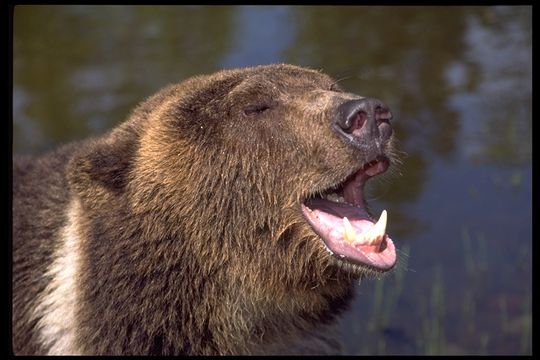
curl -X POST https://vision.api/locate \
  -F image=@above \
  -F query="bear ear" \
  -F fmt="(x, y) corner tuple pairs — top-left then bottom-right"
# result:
(66, 134), (136, 202)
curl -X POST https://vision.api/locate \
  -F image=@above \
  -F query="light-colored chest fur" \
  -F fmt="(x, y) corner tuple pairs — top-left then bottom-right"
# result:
(32, 199), (83, 355)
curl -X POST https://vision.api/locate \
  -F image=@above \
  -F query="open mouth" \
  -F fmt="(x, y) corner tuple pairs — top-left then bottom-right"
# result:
(301, 156), (397, 272)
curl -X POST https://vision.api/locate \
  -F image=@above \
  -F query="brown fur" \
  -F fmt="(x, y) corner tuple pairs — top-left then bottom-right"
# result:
(12, 64), (396, 355)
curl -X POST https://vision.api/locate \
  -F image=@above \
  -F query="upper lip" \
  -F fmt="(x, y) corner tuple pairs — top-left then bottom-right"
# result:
(302, 155), (390, 210)
(339, 155), (390, 186)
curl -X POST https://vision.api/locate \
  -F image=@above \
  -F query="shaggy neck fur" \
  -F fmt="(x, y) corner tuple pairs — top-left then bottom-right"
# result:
(63, 111), (355, 355)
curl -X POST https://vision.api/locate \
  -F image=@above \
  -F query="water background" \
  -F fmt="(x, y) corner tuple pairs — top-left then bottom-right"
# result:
(13, 5), (532, 355)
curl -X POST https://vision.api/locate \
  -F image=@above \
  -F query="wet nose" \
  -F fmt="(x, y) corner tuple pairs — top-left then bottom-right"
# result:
(335, 97), (393, 141)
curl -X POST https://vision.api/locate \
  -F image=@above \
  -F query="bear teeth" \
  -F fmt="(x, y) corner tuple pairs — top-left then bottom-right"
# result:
(342, 210), (388, 247)
(342, 217), (356, 244)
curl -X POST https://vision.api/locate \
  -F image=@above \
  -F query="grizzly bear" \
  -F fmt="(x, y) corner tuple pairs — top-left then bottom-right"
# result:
(12, 64), (397, 355)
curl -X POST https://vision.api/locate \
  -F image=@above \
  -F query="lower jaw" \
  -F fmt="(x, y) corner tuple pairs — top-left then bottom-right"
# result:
(327, 254), (393, 279)
(301, 205), (397, 275)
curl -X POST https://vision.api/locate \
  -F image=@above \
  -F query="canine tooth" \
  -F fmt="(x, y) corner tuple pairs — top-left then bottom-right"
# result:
(342, 217), (356, 244)
(374, 210), (387, 236)
(353, 210), (387, 246)
(367, 210), (387, 245)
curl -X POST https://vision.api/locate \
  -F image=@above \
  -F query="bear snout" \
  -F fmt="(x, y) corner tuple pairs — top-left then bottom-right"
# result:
(333, 97), (393, 151)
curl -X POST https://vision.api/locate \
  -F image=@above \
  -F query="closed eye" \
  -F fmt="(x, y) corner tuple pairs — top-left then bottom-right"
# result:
(244, 104), (271, 115)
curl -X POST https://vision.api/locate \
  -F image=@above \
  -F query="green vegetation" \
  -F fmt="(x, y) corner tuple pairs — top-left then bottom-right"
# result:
(346, 229), (531, 355)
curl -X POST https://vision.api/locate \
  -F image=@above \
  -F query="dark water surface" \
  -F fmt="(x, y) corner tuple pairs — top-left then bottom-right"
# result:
(13, 5), (532, 355)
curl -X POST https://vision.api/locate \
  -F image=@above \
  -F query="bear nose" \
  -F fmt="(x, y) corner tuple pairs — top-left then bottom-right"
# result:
(335, 97), (393, 142)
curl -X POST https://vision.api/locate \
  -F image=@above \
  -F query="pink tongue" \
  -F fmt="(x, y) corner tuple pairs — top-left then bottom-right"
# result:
(309, 204), (374, 234)
(304, 199), (376, 247)
(304, 198), (371, 220)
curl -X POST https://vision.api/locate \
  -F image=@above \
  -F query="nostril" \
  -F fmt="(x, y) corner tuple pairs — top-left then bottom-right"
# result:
(336, 97), (391, 133)
(335, 97), (393, 143)
(336, 99), (368, 134)
(343, 111), (367, 133)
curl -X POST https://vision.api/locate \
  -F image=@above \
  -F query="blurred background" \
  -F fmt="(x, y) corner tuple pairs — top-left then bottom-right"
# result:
(12, 5), (531, 355)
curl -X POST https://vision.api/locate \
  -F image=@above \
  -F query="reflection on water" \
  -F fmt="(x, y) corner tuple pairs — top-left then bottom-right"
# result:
(12, 5), (531, 355)
(221, 6), (294, 68)
(13, 5), (235, 152)
(450, 10), (531, 165)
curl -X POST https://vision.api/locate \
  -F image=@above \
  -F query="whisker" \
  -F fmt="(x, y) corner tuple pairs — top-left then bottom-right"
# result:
(330, 76), (352, 90)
